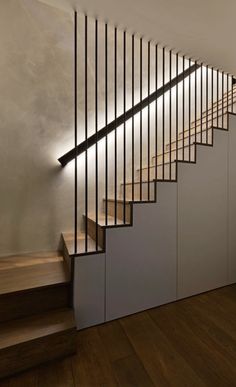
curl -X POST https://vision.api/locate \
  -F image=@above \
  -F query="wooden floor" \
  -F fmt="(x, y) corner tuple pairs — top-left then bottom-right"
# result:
(1, 284), (236, 386)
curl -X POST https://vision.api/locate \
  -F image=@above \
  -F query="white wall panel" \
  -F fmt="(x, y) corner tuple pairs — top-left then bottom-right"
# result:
(73, 122), (236, 329)
(105, 183), (177, 321)
(228, 114), (236, 284)
(74, 254), (105, 329)
(177, 130), (228, 298)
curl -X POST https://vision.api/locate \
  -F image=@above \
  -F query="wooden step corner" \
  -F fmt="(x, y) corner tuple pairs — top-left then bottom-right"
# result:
(0, 308), (77, 379)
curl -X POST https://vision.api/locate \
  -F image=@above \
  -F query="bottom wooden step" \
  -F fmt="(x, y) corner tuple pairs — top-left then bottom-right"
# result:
(0, 308), (76, 379)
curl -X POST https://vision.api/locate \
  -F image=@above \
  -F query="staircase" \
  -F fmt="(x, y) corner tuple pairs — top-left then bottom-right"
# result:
(61, 84), (236, 256)
(0, 252), (76, 379)
(1, 10), (236, 380)
(58, 14), (236, 261)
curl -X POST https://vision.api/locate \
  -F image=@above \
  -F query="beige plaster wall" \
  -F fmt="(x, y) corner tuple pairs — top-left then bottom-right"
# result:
(0, 0), (75, 255)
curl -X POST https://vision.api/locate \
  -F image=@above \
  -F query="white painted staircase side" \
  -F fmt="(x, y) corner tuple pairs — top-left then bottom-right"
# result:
(73, 113), (236, 329)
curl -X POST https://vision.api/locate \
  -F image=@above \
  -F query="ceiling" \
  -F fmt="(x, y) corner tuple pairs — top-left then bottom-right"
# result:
(38, 0), (236, 75)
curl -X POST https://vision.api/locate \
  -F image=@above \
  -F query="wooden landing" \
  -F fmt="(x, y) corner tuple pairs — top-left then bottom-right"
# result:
(0, 252), (69, 295)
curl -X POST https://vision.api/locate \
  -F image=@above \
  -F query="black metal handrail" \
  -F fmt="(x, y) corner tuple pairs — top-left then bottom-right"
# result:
(58, 62), (200, 166)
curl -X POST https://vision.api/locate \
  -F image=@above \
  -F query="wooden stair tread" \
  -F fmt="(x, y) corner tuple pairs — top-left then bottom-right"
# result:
(104, 197), (154, 205)
(187, 86), (236, 127)
(152, 143), (195, 160)
(167, 125), (214, 148)
(136, 160), (177, 173)
(0, 251), (63, 271)
(190, 89), (236, 125)
(123, 179), (156, 186)
(104, 198), (131, 204)
(63, 232), (103, 254)
(0, 252), (69, 295)
(173, 110), (229, 146)
(0, 308), (75, 350)
(103, 199), (153, 205)
(86, 213), (129, 226)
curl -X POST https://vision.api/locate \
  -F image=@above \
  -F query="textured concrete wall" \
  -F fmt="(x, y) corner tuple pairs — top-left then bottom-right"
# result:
(0, 0), (75, 255)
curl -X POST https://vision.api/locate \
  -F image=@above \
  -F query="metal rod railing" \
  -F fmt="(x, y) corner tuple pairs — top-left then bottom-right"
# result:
(95, 19), (98, 249)
(66, 13), (236, 259)
(132, 35), (135, 201)
(182, 56), (185, 161)
(169, 50), (172, 179)
(188, 58), (191, 159)
(85, 15), (88, 251)
(123, 30), (126, 221)
(59, 63), (200, 166)
(140, 38), (143, 200)
(222, 72), (224, 128)
(74, 11), (78, 254)
(206, 65), (208, 143)
(162, 47), (165, 179)
(105, 23), (108, 226)
(114, 27), (117, 225)
(176, 53), (179, 162)
(148, 41), (151, 198)
(200, 63), (203, 142)
(212, 67), (214, 128)
(217, 69), (219, 126)
(155, 45), (158, 180)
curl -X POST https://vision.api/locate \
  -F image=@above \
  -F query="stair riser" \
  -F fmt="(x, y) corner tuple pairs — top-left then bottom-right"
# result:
(152, 145), (195, 165)
(138, 163), (177, 181)
(122, 181), (155, 201)
(166, 129), (213, 152)
(0, 284), (70, 323)
(62, 239), (72, 276)
(86, 217), (105, 248)
(195, 94), (236, 124)
(0, 328), (76, 379)
(106, 201), (131, 223)
(178, 110), (228, 140)
(177, 124), (215, 142)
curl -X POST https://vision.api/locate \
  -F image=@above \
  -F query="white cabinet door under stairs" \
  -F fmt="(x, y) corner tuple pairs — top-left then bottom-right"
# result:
(74, 114), (236, 329)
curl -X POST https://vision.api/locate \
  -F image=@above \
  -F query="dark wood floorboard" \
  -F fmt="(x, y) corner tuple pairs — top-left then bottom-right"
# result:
(1, 284), (236, 386)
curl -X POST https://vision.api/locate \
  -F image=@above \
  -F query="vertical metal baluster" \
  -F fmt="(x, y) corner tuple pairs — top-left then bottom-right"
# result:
(226, 73), (229, 116)
(85, 15), (88, 251)
(195, 61), (197, 151)
(206, 65), (208, 143)
(114, 27), (117, 224)
(227, 73), (229, 114)
(231, 76), (233, 112)
(95, 20), (98, 249)
(105, 23), (108, 226)
(74, 11), (78, 255)
(162, 47), (165, 179)
(212, 67), (214, 128)
(155, 45), (158, 180)
(222, 72), (224, 127)
(200, 63), (203, 142)
(188, 58), (191, 159)
(182, 56), (185, 160)
(132, 35), (135, 201)
(140, 38), (143, 200)
(147, 41), (150, 198)
(176, 53), (179, 163)
(169, 50), (172, 179)
(217, 69), (219, 126)
(123, 31), (126, 222)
